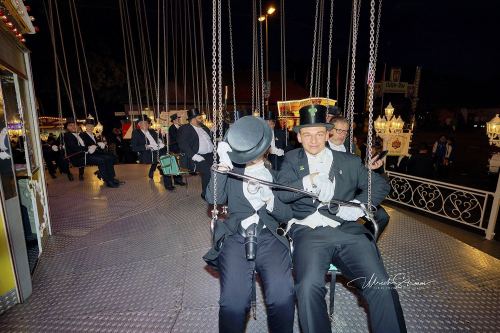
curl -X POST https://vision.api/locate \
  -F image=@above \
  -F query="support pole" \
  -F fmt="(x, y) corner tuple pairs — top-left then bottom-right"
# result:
(486, 172), (500, 240)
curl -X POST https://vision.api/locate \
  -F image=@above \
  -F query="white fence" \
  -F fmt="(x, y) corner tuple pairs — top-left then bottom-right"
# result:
(385, 171), (499, 239)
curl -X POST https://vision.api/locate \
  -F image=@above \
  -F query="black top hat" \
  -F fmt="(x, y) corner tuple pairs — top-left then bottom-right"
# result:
(187, 108), (201, 120)
(170, 114), (178, 122)
(225, 116), (273, 164)
(327, 105), (341, 116)
(138, 114), (151, 123)
(84, 117), (96, 126)
(64, 118), (76, 129)
(293, 104), (333, 133)
(264, 111), (277, 121)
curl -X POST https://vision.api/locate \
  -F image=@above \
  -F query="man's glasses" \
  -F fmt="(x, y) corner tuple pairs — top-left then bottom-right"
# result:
(332, 127), (349, 135)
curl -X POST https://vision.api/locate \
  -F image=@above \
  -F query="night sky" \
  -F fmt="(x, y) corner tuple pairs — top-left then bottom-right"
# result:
(27, 0), (500, 120)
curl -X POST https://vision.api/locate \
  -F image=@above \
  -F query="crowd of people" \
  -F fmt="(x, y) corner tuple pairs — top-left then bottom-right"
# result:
(41, 105), (408, 333)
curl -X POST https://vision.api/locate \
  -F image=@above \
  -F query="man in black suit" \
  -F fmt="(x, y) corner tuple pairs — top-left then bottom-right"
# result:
(177, 108), (214, 200)
(62, 120), (120, 188)
(277, 105), (406, 333)
(79, 118), (121, 183)
(131, 115), (183, 191)
(264, 111), (286, 170)
(168, 113), (181, 153)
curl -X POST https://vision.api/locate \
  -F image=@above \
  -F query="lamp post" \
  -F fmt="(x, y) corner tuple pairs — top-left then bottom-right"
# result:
(258, 6), (276, 112)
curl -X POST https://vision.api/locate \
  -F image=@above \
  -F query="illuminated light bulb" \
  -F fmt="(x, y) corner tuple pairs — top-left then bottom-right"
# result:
(30, 16), (35, 21)
(6, 22), (13, 27)
(21, 38), (26, 42)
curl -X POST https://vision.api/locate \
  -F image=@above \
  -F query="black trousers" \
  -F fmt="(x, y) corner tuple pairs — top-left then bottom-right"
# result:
(218, 229), (294, 333)
(148, 164), (182, 188)
(290, 225), (407, 333)
(268, 154), (284, 171)
(196, 153), (213, 199)
(86, 153), (116, 182)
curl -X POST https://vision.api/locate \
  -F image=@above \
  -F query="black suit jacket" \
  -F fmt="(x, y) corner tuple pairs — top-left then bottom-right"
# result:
(277, 147), (390, 235)
(177, 124), (211, 170)
(203, 167), (293, 268)
(168, 124), (180, 153)
(131, 128), (164, 164)
(62, 132), (86, 167)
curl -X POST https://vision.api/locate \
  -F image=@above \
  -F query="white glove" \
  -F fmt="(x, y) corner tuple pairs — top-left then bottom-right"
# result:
(271, 147), (285, 156)
(158, 141), (165, 149)
(313, 173), (335, 203)
(97, 142), (106, 149)
(0, 151), (10, 160)
(336, 199), (365, 221)
(259, 185), (273, 204)
(51, 145), (59, 152)
(192, 154), (205, 162)
(146, 144), (159, 151)
(88, 145), (97, 154)
(217, 141), (233, 169)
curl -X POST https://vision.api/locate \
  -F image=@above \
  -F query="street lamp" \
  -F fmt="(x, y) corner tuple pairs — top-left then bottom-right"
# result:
(486, 114), (500, 147)
(374, 102), (406, 134)
(258, 6), (276, 112)
(384, 102), (395, 120)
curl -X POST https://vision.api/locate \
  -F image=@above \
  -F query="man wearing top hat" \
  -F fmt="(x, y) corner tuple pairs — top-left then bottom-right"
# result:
(131, 115), (183, 191)
(277, 105), (406, 333)
(264, 111), (286, 170)
(177, 108), (214, 199)
(168, 113), (181, 153)
(62, 119), (120, 188)
(79, 117), (121, 183)
(203, 116), (294, 333)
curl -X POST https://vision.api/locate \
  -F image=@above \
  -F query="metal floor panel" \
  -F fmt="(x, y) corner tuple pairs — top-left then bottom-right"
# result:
(0, 164), (499, 332)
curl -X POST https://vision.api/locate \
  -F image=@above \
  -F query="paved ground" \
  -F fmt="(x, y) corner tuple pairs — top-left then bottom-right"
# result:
(0, 164), (499, 332)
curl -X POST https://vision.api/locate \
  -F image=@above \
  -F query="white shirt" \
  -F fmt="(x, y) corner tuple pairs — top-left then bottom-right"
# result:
(328, 140), (346, 152)
(288, 148), (340, 229)
(241, 161), (274, 229)
(192, 125), (214, 154)
(142, 129), (157, 146)
(72, 133), (85, 147)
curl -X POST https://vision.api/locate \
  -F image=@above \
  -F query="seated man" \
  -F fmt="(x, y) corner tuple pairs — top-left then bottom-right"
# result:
(80, 118), (121, 183)
(63, 119), (121, 188)
(278, 105), (406, 333)
(204, 116), (294, 333)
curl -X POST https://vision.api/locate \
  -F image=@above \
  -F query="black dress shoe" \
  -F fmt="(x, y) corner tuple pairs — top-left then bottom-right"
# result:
(112, 179), (126, 185)
(174, 180), (187, 186)
(105, 180), (119, 188)
(165, 186), (175, 191)
(67, 173), (74, 181)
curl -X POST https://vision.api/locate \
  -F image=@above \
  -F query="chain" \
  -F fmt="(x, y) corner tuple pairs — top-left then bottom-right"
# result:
(309, 0), (320, 97)
(366, 0), (378, 210)
(374, 0), (382, 66)
(251, 0), (256, 113)
(259, 0), (265, 116)
(347, 0), (360, 153)
(211, 0), (218, 218)
(218, 0), (223, 136)
(228, 0), (237, 119)
(315, 0), (324, 97)
(326, 0), (334, 100)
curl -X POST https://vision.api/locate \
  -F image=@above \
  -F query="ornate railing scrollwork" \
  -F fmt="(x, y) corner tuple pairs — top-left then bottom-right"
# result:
(386, 172), (493, 230)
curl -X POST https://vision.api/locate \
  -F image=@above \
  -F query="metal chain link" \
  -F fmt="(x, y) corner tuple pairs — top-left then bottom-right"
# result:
(251, 0), (256, 114)
(374, 0), (382, 67)
(347, 0), (360, 153)
(326, 0), (334, 100)
(309, 0), (320, 97)
(259, 0), (265, 116)
(228, 0), (237, 119)
(211, 0), (219, 219)
(315, 0), (324, 97)
(218, 0), (223, 137)
(366, 0), (379, 210)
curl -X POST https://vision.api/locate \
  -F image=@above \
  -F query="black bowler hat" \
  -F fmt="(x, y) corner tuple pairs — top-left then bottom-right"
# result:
(327, 105), (341, 116)
(187, 108), (201, 120)
(264, 111), (277, 121)
(138, 114), (151, 123)
(84, 117), (96, 126)
(225, 116), (273, 164)
(170, 114), (178, 122)
(293, 104), (333, 133)
(64, 118), (76, 129)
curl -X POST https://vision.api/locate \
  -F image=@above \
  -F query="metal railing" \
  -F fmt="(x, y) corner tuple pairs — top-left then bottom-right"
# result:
(385, 171), (498, 239)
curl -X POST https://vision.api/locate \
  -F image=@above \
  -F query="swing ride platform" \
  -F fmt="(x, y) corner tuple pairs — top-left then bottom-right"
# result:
(0, 164), (498, 332)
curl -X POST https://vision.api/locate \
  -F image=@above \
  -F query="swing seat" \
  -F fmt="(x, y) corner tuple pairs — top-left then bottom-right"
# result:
(159, 154), (189, 176)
